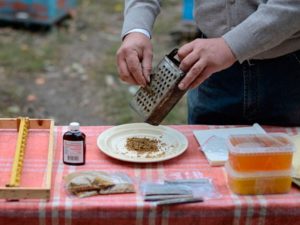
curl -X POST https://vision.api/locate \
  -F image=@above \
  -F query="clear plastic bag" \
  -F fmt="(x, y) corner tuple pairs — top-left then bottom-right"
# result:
(164, 178), (219, 199)
(139, 176), (220, 205)
(64, 171), (135, 198)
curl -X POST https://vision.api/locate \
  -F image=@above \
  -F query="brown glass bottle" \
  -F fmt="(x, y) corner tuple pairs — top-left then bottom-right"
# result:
(63, 122), (86, 166)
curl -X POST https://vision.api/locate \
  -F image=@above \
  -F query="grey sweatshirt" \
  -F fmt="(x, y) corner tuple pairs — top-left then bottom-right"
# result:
(122, 0), (300, 63)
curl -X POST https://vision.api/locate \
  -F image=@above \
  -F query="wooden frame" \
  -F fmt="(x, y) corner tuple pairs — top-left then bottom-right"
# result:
(0, 118), (54, 200)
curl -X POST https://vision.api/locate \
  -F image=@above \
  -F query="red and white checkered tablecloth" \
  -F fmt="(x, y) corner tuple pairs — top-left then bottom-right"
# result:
(0, 125), (300, 225)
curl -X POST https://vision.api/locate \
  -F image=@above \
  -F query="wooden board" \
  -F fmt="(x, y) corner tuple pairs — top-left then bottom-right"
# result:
(0, 118), (54, 200)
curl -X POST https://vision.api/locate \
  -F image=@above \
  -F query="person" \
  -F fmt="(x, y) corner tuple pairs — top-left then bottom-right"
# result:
(116, 0), (300, 126)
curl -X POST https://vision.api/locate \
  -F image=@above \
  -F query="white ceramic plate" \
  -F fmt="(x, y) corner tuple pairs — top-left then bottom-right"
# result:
(97, 123), (188, 163)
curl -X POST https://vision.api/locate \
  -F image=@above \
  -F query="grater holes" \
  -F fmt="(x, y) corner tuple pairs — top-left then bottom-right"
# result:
(159, 83), (163, 89)
(165, 71), (171, 78)
(158, 90), (163, 96)
(137, 98), (142, 104)
(172, 74), (177, 80)
(144, 101), (150, 106)
(138, 101), (144, 107)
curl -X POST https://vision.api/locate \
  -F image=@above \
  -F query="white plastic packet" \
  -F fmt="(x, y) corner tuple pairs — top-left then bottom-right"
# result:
(202, 136), (229, 166)
(193, 123), (266, 166)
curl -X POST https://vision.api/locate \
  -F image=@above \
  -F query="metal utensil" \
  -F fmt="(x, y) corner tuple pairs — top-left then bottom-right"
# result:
(130, 49), (186, 125)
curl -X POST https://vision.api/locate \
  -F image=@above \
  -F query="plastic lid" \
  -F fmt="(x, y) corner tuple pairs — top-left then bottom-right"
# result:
(225, 162), (292, 178)
(69, 122), (80, 131)
(227, 133), (295, 154)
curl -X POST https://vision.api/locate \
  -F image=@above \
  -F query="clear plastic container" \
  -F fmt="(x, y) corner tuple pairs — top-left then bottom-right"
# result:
(227, 133), (295, 172)
(225, 162), (292, 195)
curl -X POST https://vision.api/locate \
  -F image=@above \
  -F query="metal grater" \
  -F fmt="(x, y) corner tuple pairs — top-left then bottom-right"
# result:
(130, 49), (187, 125)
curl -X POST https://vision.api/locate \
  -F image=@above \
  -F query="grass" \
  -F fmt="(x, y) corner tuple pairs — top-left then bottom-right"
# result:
(0, 0), (188, 125)
(0, 37), (53, 73)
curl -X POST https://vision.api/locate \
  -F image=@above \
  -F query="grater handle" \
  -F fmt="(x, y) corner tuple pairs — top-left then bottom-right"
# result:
(167, 49), (180, 67)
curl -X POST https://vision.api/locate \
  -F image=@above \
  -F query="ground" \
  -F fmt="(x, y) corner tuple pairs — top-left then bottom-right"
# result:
(0, 0), (189, 125)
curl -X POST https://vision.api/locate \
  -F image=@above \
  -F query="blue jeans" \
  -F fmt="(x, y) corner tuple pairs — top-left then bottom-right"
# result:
(188, 50), (300, 126)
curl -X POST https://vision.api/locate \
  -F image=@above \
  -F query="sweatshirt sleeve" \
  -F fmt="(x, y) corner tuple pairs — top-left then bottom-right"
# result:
(223, 0), (300, 62)
(121, 0), (161, 39)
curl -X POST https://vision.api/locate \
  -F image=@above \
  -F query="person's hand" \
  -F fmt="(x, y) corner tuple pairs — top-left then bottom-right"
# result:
(177, 37), (236, 90)
(116, 32), (153, 87)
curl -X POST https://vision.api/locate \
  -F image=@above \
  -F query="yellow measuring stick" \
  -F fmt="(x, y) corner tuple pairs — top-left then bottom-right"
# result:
(6, 117), (29, 187)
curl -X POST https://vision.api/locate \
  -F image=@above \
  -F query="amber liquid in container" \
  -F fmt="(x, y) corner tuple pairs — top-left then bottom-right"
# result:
(229, 153), (292, 171)
(63, 122), (86, 166)
(226, 162), (292, 195)
(228, 134), (294, 172)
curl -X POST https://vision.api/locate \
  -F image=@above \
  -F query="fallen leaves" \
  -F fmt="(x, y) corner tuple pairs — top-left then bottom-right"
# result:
(35, 77), (46, 85)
